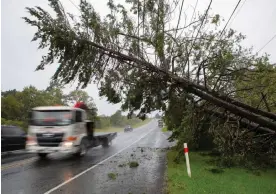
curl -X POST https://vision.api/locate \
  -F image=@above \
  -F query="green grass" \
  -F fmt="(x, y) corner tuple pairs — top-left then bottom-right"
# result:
(167, 150), (276, 194)
(94, 127), (122, 133)
(95, 119), (152, 133)
(132, 118), (152, 128)
(162, 126), (168, 132)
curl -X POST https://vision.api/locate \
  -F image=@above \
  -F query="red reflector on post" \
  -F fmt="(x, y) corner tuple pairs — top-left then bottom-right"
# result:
(184, 147), (189, 153)
(184, 143), (191, 177)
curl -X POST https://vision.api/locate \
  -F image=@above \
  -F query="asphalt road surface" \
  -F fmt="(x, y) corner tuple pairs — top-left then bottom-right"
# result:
(1, 120), (173, 194)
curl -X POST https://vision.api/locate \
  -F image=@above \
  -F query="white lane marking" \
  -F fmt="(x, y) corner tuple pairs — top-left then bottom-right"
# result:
(44, 127), (156, 194)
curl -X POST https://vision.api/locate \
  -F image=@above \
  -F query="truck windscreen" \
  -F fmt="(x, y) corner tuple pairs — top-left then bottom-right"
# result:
(31, 110), (73, 126)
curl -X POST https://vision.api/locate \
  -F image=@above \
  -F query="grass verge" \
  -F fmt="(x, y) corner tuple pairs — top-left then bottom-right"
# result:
(162, 126), (168, 132)
(94, 127), (122, 133)
(167, 150), (276, 194)
(95, 119), (152, 133)
(132, 119), (152, 128)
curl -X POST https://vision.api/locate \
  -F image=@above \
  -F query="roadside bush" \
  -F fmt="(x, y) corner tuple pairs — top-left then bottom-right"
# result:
(165, 100), (275, 169)
(1, 118), (28, 132)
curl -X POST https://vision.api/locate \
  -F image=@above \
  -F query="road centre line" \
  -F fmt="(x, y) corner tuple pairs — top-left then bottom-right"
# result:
(44, 127), (156, 194)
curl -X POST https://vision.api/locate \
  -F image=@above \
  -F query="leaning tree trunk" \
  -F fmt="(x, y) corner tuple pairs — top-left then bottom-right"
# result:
(200, 106), (275, 134)
(78, 38), (276, 133)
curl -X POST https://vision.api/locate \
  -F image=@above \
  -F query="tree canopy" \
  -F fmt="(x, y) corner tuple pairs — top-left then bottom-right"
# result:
(1, 85), (146, 131)
(65, 89), (98, 119)
(1, 85), (97, 128)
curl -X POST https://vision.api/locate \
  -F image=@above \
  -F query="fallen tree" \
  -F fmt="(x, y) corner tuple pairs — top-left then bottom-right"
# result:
(23, 0), (276, 166)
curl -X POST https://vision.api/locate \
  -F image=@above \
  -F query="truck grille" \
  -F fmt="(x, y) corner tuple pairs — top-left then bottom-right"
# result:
(36, 133), (64, 147)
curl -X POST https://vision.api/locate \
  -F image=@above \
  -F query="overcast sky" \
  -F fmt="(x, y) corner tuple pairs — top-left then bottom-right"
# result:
(1, 0), (276, 115)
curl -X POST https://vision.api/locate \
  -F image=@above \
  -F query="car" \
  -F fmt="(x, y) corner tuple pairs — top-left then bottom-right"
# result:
(124, 125), (133, 132)
(158, 119), (163, 128)
(1, 125), (27, 152)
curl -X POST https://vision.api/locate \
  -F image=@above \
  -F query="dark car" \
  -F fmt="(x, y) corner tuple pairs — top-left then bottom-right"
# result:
(124, 125), (133, 133)
(158, 119), (163, 128)
(1, 125), (27, 152)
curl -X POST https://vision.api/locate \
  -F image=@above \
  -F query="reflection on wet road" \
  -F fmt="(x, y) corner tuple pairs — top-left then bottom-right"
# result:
(1, 120), (173, 194)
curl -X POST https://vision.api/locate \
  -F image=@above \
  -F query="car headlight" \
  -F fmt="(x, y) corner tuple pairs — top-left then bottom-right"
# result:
(26, 135), (37, 146)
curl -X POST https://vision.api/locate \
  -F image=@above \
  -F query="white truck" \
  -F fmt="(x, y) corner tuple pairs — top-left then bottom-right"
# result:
(26, 105), (117, 158)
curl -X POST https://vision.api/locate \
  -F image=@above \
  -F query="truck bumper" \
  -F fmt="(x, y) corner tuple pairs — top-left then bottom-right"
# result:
(26, 145), (79, 154)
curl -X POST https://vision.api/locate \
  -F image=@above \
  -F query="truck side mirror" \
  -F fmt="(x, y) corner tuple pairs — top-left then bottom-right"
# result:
(28, 112), (32, 124)
(91, 121), (95, 129)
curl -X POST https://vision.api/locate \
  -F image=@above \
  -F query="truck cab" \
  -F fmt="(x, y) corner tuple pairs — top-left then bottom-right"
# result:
(27, 106), (116, 158)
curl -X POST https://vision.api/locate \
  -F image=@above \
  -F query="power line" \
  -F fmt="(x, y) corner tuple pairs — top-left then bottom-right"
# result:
(257, 33), (276, 53)
(220, 0), (242, 37)
(176, 0), (185, 32)
(190, 0), (199, 25)
(228, 0), (248, 27)
(191, 0), (213, 44)
(195, 0), (242, 87)
(184, 0), (213, 77)
(68, 0), (80, 11)
(170, 0), (185, 59)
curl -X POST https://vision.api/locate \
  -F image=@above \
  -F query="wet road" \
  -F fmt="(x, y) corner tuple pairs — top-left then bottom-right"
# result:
(2, 152), (35, 165)
(1, 120), (173, 194)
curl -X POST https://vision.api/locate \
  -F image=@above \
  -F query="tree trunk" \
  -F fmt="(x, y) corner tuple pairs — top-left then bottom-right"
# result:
(79, 38), (276, 131)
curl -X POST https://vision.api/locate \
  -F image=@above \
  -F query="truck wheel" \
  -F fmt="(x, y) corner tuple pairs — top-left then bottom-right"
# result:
(102, 138), (111, 148)
(38, 153), (48, 159)
(75, 139), (88, 157)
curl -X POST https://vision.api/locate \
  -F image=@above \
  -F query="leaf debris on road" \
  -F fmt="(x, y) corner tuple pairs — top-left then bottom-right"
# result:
(108, 172), (118, 180)
(129, 161), (139, 168)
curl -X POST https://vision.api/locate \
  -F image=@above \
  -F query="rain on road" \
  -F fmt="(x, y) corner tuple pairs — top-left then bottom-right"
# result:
(1, 120), (173, 194)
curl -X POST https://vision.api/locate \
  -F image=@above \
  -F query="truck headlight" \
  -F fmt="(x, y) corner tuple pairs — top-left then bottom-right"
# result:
(62, 136), (77, 148)
(62, 141), (73, 147)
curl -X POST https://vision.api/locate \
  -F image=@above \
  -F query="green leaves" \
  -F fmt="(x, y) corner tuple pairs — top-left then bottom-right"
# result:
(1, 95), (23, 121)
(211, 14), (220, 25)
(1, 84), (99, 124)
(1, 86), (64, 122)
(95, 110), (146, 129)
(22, 0), (275, 133)
(235, 63), (276, 112)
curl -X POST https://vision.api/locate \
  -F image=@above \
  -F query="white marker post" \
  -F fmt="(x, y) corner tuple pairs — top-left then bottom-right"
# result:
(184, 143), (191, 178)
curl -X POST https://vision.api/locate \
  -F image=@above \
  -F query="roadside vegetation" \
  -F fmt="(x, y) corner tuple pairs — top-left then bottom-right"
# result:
(94, 127), (122, 133)
(94, 118), (151, 132)
(132, 119), (151, 128)
(167, 150), (276, 194)
(162, 126), (168, 132)
(1, 84), (150, 132)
